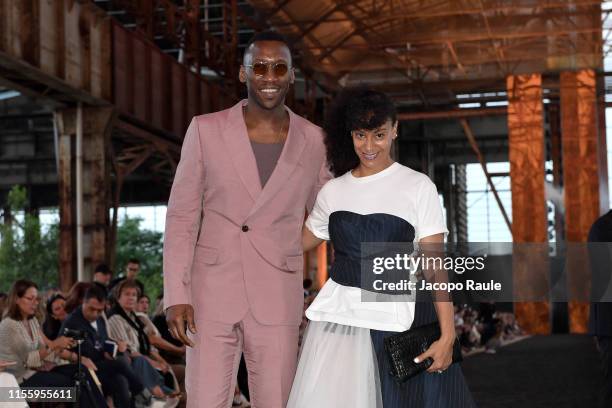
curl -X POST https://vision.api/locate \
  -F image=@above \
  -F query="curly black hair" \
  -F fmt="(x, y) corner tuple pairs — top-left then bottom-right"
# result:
(323, 87), (397, 177)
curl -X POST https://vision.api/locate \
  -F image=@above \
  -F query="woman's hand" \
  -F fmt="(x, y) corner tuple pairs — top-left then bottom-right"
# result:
(0, 361), (16, 371)
(51, 336), (76, 351)
(417, 233), (456, 374)
(413, 335), (455, 373)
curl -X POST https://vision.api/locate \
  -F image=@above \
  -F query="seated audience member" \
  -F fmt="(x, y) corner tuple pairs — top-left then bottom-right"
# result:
(61, 284), (151, 408)
(152, 300), (186, 365)
(64, 282), (94, 314)
(0, 279), (106, 407)
(108, 258), (145, 297)
(137, 298), (186, 405)
(93, 263), (113, 289)
(137, 294), (151, 315)
(107, 280), (180, 404)
(42, 293), (67, 340)
(0, 361), (27, 408)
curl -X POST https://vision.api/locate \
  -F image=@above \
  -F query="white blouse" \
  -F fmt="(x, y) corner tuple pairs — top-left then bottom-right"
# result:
(305, 163), (448, 332)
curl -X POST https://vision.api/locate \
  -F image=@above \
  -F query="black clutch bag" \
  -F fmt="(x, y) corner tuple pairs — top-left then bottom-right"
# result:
(383, 322), (462, 383)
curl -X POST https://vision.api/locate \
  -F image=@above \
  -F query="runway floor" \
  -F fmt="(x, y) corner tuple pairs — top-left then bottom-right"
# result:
(461, 334), (604, 408)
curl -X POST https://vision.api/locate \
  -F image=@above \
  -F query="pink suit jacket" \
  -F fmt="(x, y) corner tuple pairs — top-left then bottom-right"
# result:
(163, 100), (330, 326)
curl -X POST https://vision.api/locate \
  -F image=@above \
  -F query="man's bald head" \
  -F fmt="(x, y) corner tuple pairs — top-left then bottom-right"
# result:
(243, 31), (292, 66)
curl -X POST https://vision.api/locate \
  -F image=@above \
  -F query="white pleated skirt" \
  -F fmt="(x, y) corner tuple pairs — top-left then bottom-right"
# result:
(287, 320), (383, 408)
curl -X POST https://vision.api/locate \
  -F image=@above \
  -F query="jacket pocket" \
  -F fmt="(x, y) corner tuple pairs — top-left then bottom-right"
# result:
(184, 247), (219, 284)
(285, 254), (303, 272)
(197, 247), (219, 265)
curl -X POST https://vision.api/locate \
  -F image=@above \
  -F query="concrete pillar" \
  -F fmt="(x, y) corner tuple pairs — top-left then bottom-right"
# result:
(56, 106), (114, 291)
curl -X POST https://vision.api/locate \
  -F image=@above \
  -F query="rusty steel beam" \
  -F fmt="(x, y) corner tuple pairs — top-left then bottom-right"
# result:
(224, 0), (239, 94)
(331, 3), (417, 82)
(269, 0), (604, 25)
(115, 120), (181, 154)
(299, 4), (343, 38)
(477, 0), (507, 72)
(301, 26), (602, 50)
(446, 41), (466, 74)
(86, 108), (114, 280)
(56, 106), (115, 283)
(0, 0), (113, 102)
(116, 147), (155, 175)
(317, 27), (359, 62)
(560, 69), (601, 334)
(561, 70), (602, 241)
(184, 0), (202, 69)
(325, 49), (603, 73)
(460, 119), (512, 231)
(506, 73), (550, 335)
(280, 11), (342, 66)
(57, 112), (75, 293)
(398, 107), (507, 121)
(507, 74), (547, 239)
(263, 0), (294, 18)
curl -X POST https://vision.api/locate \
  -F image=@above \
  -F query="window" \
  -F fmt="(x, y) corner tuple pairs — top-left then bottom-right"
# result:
(466, 162), (513, 242)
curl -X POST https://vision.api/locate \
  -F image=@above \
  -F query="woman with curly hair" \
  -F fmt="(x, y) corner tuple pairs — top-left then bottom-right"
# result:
(287, 88), (476, 407)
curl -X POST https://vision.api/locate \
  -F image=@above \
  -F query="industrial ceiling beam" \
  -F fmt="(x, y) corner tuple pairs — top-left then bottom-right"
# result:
(301, 26), (602, 49)
(398, 107), (507, 121)
(263, 0), (294, 18)
(269, 0), (604, 24)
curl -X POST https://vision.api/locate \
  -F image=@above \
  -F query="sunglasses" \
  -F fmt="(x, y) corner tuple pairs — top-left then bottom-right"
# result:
(244, 61), (290, 77)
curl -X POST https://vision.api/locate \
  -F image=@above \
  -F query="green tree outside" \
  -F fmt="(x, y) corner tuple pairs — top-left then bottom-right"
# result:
(0, 185), (164, 303)
(0, 186), (59, 293)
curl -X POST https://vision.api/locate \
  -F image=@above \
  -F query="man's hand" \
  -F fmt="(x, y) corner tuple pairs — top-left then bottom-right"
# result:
(80, 356), (98, 371)
(166, 304), (196, 347)
(52, 336), (76, 351)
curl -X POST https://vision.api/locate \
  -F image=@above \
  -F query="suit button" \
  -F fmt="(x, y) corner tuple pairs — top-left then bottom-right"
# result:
(241, 225), (249, 232)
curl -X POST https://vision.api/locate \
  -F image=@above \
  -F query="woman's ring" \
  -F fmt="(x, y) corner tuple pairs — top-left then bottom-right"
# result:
(437, 370), (443, 374)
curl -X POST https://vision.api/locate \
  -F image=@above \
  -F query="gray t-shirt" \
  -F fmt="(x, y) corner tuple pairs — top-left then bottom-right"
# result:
(250, 140), (284, 187)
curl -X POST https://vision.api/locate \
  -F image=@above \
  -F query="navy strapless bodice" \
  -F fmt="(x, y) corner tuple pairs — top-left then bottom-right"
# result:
(328, 211), (415, 288)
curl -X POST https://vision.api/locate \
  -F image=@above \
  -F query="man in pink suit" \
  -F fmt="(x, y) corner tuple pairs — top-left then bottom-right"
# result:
(163, 31), (330, 407)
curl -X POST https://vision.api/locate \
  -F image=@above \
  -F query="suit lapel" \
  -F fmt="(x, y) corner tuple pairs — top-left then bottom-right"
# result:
(222, 100), (262, 202)
(249, 107), (306, 216)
